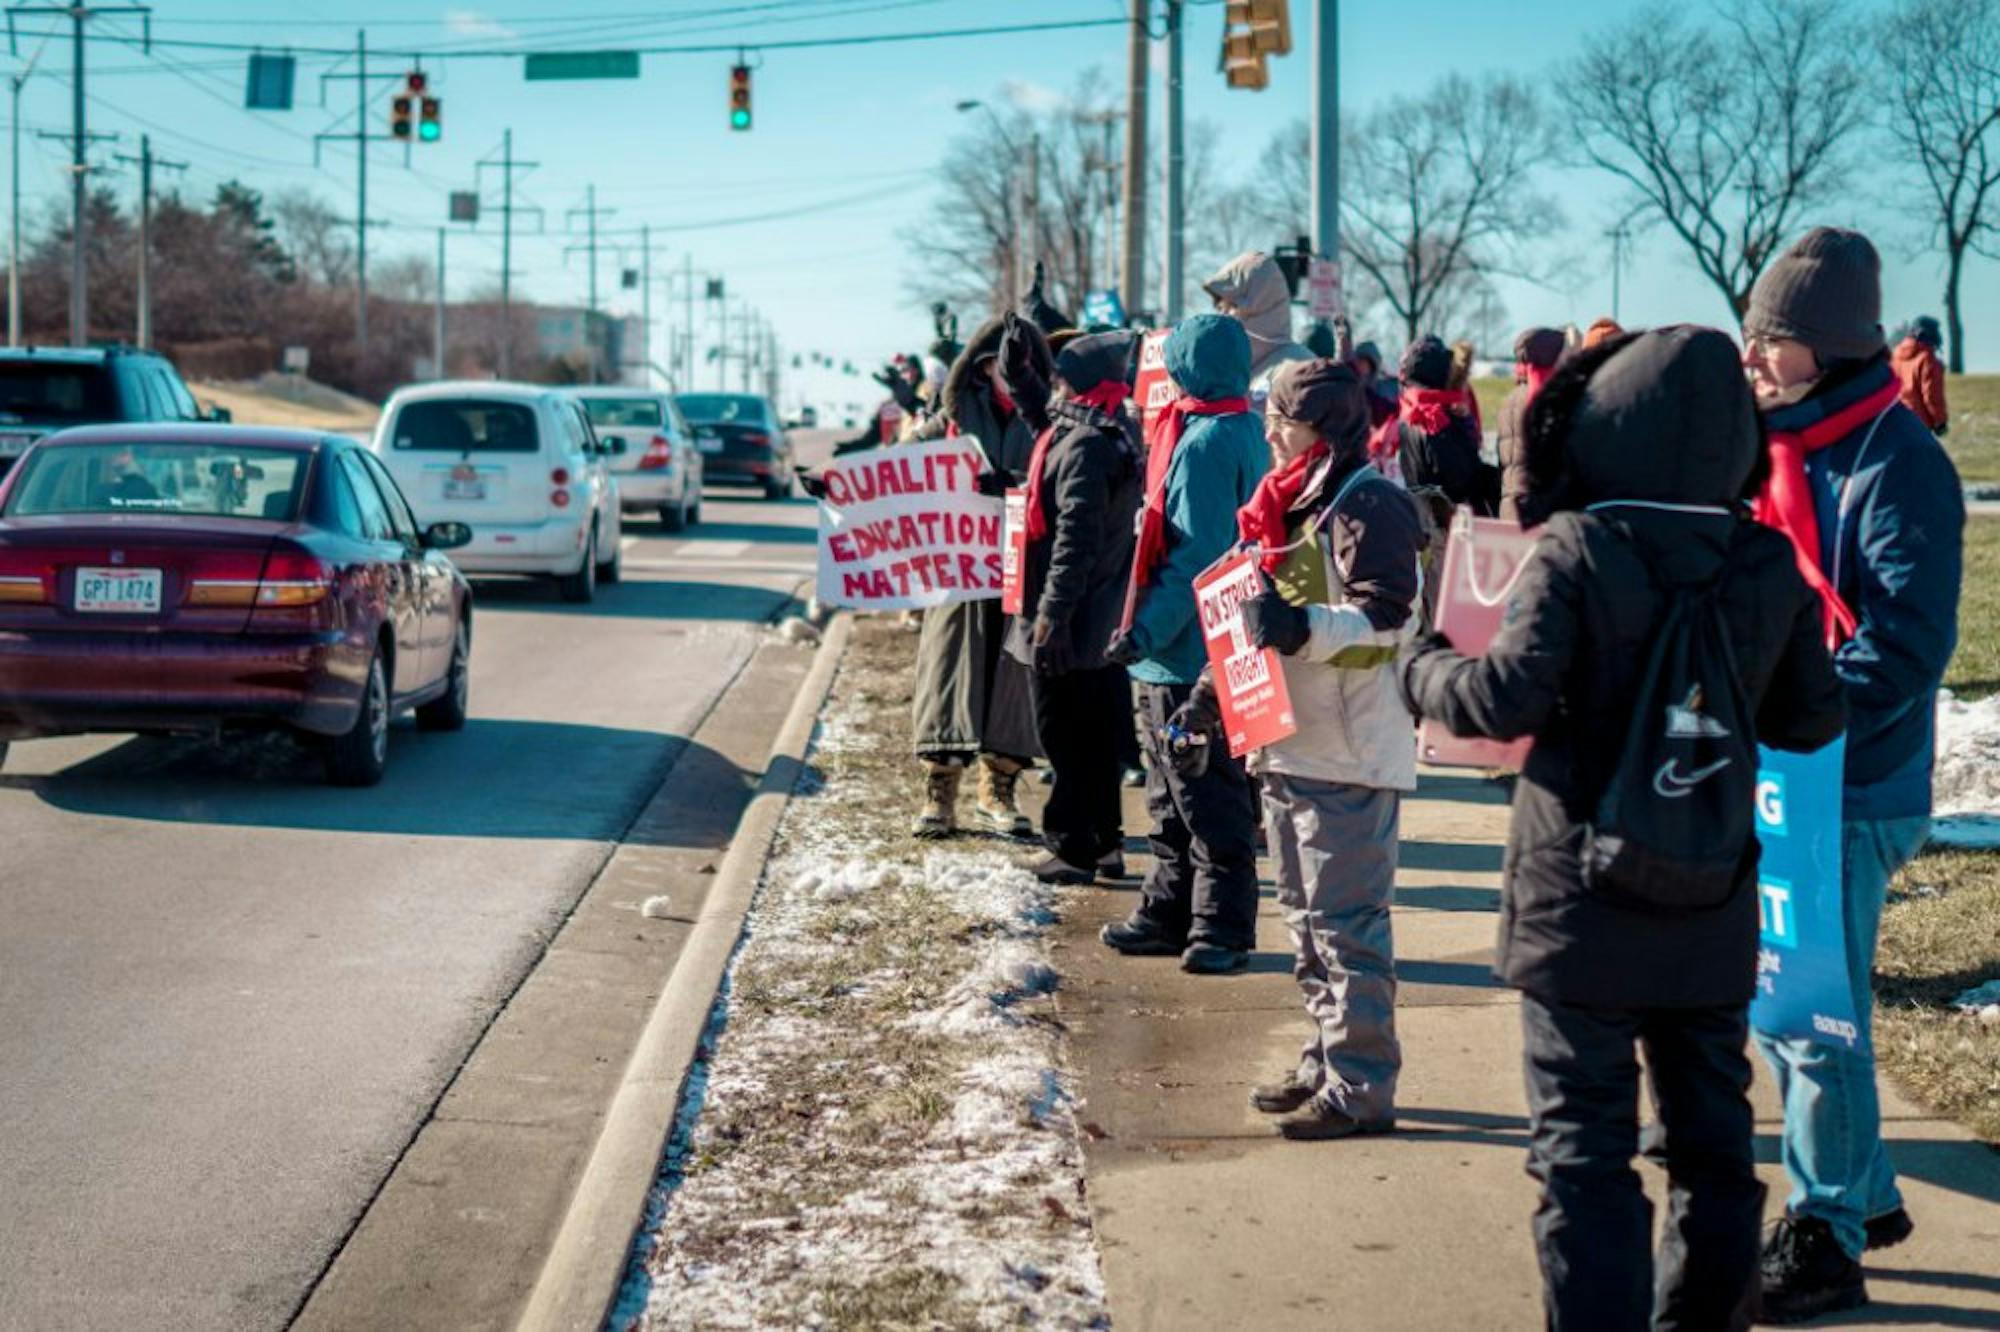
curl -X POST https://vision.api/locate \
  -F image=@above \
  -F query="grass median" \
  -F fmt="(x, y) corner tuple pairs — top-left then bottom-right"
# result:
(1879, 851), (2000, 1143)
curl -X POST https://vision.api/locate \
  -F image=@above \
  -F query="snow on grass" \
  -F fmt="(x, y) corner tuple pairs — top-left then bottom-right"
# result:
(1931, 690), (2000, 848)
(612, 619), (1107, 1330)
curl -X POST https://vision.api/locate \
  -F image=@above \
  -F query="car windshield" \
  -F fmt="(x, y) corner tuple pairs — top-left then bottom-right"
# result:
(4, 442), (309, 520)
(581, 398), (662, 429)
(0, 362), (117, 425)
(676, 393), (766, 426)
(390, 399), (540, 451)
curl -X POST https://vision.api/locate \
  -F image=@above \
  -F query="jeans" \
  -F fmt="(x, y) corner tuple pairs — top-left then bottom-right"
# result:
(1521, 995), (1764, 1332)
(1132, 681), (1260, 951)
(1752, 814), (1930, 1259)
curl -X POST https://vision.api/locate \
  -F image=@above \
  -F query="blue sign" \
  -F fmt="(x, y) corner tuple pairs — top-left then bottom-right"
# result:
(1081, 288), (1126, 329)
(1750, 739), (1863, 1050)
(245, 54), (296, 111)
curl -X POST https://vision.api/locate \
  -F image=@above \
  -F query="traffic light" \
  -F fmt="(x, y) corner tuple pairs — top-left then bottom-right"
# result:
(728, 63), (752, 130)
(1222, 0), (1291, 91)
(419, 96), (442, 142)
(392, 71), (440, 142)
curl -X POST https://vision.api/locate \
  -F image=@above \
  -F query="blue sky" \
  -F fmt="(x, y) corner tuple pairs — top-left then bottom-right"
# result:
(7, 0), (1995, 393)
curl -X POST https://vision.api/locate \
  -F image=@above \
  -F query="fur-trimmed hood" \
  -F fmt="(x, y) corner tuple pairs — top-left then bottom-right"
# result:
(942, 314), (1006, 420)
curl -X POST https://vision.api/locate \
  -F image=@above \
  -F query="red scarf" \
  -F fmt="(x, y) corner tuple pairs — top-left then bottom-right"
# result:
(1119, 392), (1252, 632)
(1238, 444), (1329, 573)
(1752, 379), (1900, 647)
(1022, 382), (1131, 543)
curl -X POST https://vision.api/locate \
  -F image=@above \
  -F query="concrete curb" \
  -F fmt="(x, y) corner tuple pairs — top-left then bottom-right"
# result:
(516, 612), (855, 1332)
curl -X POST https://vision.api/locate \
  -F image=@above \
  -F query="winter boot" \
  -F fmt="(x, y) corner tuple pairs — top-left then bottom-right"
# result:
(1250, 1073), (1316, 1115)
(1759, 1214), (1867, 1324)
(913, 761), (963, 839)
(974, 756), (1033, 838)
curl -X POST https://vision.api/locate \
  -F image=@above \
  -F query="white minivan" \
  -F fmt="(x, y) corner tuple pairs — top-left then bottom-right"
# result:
(372, 382), (622, 602)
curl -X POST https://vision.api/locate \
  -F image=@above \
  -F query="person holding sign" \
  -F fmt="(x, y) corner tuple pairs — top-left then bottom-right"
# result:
(1397, 327), (1846, 1330)
(1004, 331), (1144, 885)
(1741, 228), (1964, 1322)
(1101, 314), (1270, 975)
(1230, 358), (1427, 1141)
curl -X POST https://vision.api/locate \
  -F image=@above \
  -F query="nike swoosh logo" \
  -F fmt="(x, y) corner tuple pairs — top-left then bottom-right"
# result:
(1653, 758), (1732, 799)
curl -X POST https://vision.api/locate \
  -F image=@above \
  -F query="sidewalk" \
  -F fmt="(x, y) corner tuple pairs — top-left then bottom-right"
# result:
(1052, 770), (2000, 1331)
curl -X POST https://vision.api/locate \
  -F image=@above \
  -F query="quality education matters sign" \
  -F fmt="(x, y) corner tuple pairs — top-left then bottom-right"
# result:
(815, 436), (1005, 611)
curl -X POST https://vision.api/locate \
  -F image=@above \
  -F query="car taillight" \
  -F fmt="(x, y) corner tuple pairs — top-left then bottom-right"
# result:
(551, 488), (571, 508)
(256, 552), (333, 607)
(550, 467), (570, 487)
(740, 431), (770, 447)
(638, 434), (673, 471)
(0, 548), (51, 604)
(187, 550), (330, 609)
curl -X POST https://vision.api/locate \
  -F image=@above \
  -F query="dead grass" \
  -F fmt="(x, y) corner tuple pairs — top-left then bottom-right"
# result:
(1946, 517), (2000, 700)
(1876, 849), (2000, 1143)
(810, 1266), (978, 1331)
(1943, 375), (2000, 485)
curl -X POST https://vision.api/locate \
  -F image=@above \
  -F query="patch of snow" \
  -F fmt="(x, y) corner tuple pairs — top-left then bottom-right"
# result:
(1928, 692), (2000, 847)
(640, 895), (674, 919)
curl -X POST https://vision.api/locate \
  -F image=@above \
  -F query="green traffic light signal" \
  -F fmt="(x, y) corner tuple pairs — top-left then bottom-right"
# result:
(730, 107), (750, 130)
(418, 120), (441, 142)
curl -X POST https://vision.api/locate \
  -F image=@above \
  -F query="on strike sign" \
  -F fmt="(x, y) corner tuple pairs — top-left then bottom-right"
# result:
(815, 436), (1005, 611)
(1001, 488), (1028, 615)
(1134, 329), (1174, 436)
(1193, 551), (1297, 757)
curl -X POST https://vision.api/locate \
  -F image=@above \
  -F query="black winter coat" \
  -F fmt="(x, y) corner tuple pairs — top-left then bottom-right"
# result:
(1400, 413), (1499, 516)
(1007, 398), (1142, 671)
(1399, 328), (1847, 1009)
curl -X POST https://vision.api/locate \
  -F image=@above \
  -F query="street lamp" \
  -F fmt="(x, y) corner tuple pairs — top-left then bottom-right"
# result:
(956, 99), (1036, 302)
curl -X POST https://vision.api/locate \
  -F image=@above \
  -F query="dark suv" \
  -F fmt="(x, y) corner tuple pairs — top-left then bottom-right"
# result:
(0, 346), (221, 477)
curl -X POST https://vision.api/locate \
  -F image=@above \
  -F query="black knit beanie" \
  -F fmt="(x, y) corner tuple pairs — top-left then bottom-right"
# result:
(1267, 358), (1369, 455)
(1743, 227), (1884, 363)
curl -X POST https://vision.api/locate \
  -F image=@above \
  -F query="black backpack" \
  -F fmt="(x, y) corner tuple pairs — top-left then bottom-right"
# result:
(1583, 572), (1760, 911)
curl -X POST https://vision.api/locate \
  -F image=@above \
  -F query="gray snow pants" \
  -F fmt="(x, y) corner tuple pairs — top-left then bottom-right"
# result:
(1261, 772), (1402, 1121)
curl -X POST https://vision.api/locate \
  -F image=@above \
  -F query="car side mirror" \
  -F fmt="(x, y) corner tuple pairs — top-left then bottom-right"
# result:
(608, 438), (627, 455)
(423, 520), (473, 551)
(206, 405), (232, 423)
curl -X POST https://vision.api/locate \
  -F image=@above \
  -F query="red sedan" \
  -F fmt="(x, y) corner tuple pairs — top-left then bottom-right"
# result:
(0, 425), (474, 785)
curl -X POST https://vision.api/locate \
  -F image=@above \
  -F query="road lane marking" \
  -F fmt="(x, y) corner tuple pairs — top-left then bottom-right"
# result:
(673, 539), (752, 559)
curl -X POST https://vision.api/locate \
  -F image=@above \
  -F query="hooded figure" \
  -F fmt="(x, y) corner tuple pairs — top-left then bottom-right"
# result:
(1399, 326), (1847, 1331)
(1202, 250), (1313, 411)
(1497, 326), (1568, 525)
(1227, 357), (1427, 1140)
(906, 314), (1045, 840)
(1889, 314), (1948, 434)
(1100, 313), (1270, 975)
(1007, 330), (1145, 884)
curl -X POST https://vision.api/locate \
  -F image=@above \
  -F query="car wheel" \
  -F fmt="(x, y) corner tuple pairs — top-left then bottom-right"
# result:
(326, 650), (390, 786)
(0, 740), (9, 772)
(416, 618), (470, 732)
(688, 492), (702, 525)
(596, 525), (622, 584)
(659, 500), (685, 533)
(559, 533), (598, 603)
(763, 477), (788, 501)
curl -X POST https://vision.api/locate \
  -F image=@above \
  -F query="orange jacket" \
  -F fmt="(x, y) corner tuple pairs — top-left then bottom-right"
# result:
(1890, 337), (1948, 432)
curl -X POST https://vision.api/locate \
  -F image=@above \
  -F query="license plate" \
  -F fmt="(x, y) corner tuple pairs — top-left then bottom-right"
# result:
(696, 435), (722, 454)
(444, 479), (487, 501)
(74, 567), (162, 613)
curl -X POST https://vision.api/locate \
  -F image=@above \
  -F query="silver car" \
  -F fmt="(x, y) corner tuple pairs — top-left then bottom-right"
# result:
(573, 387), (704, 531)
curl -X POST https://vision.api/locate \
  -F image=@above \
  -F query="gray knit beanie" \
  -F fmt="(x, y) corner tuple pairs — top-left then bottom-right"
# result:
(1742, 227), (1884, 362)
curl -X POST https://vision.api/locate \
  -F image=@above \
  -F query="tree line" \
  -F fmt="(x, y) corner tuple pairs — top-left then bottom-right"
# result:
(907, 0), (2000, 373)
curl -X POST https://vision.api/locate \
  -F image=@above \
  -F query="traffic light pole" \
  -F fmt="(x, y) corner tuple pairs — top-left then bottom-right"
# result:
(1310, 0), (1338, 265)
(434, 227), (446, 379)
(314, 31), (408, 354)
(1119, 3), (1148, 316)
(113, 133), (186, 350)
(1162, 0), (1185, 321)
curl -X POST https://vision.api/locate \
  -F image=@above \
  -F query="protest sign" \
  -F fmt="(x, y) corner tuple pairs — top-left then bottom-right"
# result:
(1417, 510), (1538, 770)
(815, 436), (1005, 611)
(1001, 488), (1027, 615)
(1193, 551), (1298, 757)
(1134, 329), (1174, 436)
(1751, 738), (1863, 1050)
(1307, 258), (1344, 319)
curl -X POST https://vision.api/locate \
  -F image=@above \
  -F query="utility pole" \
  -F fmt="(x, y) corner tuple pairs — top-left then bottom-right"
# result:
(1119, 1), (1148, 313)
(433, 227), (446, 378)
(9, 69), (28, 347)
(10, 3), (151, 347)
(564, 185), (613, 384)
(112, 133), (185, 350)
(474, 130), (542, 378)
(313, 31), (404, 354)
(1161, 0), (1185, 321)
(682, 253), (693, 391)
(1309, 0), (1339, 265)
(716, 295), (728, 391)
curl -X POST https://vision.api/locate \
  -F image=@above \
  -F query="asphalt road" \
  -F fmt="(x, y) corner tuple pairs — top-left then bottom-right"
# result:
(0, 432), (834, 1330)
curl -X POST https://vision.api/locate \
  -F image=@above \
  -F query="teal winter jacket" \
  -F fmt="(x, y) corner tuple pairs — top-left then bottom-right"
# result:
(1128, 314), (1271, 685)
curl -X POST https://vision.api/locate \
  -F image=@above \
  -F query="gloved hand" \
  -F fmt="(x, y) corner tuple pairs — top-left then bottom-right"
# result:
(996, 312), (1053, 431)
(1163, 671), (1222, 777)
(1170, 671), (1223, 737)
(1104, 628), (1142, 667)
(974, 471), (1011, 498)
(1031, 616), (1077, 676)
(795, 468), (828, 500)
(1241, 586), (1311, 656)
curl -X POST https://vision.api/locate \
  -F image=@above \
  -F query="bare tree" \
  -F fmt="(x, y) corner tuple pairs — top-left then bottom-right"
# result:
(272, 188), (354, 289)
(1881, 0), (2000, 373)
(1569, 0), (1869, 321)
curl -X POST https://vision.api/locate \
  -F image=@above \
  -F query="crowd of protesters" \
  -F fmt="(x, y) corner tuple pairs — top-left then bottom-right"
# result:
(805, 226), (1964, 1328)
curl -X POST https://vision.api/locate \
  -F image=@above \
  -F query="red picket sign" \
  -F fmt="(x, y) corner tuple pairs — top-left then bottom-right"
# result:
(1193, 550), (1298, 758)
(1417, 510), (1538, 771)
(1001, 488), (1027, 615)
(1134, 329), (1174, 437)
